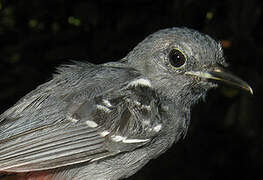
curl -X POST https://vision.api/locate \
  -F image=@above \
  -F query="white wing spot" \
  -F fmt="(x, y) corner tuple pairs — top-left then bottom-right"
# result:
(128, 78), (151, 87)
(111, 135), (149, 143)
(162, 105), (169, 111)
(134, 100), (141, 106)
(142, 120), (150, 126)
(100, 130), (110, 137)
(153, 124), (162, 132)
(142, 105), (151, 111)
(85, 120), (98, 128)
(67, 115), (78, 123)
(96, 104), (111, 113)
(102, 99), (112, 107)
(122, 138), (149, 143)
(111, 135), (126, 142)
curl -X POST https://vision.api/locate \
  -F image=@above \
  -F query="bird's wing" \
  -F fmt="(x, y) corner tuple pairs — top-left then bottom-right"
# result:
(0, 61), (163, 173)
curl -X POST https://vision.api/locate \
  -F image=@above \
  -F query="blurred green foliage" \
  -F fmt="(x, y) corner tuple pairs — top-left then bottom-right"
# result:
(68, 16), (81, 26)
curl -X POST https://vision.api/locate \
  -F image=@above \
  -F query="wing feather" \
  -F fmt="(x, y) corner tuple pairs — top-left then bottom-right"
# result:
(0, 123), (109, 172)
(0, 62), (163, 173)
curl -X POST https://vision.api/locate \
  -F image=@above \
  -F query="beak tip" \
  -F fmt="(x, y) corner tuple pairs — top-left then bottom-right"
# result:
(247, 86), (254, 95)
(185, 69), (254, 95)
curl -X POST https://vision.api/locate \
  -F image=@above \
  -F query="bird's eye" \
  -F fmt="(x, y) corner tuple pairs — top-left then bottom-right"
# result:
(168, 49), (186, 68)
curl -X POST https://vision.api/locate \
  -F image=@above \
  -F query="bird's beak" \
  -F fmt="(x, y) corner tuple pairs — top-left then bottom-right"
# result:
(185, 66), (253, 95)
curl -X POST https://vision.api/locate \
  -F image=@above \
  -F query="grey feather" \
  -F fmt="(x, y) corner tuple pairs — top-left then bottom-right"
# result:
(0, 27), (251, 180)
(0, 62), (164, 173)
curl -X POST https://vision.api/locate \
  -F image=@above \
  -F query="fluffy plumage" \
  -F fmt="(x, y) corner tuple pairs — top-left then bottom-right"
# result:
(0, 27), (251, 180)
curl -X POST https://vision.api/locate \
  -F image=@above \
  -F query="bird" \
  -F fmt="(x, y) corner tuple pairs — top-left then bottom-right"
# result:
(0, 27), (253, 180)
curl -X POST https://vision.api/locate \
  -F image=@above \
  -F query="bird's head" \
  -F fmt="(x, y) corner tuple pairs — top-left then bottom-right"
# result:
(125, 27), (252, 106)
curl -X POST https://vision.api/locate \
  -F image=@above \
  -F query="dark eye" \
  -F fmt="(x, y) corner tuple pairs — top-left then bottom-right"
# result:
(168, 49), (186, 68)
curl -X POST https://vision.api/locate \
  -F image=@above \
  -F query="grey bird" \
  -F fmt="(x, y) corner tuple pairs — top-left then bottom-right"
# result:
(0, 27), (253, 180)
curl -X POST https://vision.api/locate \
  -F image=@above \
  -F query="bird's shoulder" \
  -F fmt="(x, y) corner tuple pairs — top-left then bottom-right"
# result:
(0, 61), (167, 172)
(0, 61), (139, 130)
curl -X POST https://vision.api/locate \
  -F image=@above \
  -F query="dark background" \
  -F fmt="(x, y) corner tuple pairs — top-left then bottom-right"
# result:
(0, 0), (262, 179)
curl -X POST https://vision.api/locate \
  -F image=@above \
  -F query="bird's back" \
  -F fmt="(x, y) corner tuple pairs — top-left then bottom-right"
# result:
(0, 61), (185, 180)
